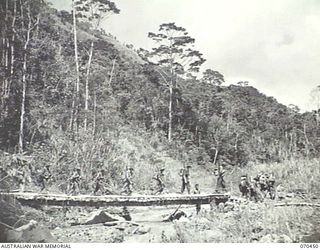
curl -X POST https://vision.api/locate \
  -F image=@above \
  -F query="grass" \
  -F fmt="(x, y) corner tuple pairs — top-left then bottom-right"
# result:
(227, 158), (320, 197)
(166, 157), (320, 243)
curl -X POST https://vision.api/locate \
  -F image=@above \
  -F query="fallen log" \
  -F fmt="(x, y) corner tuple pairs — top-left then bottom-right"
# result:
(1, 192), (230, 208)
(275, 202), (320, 208)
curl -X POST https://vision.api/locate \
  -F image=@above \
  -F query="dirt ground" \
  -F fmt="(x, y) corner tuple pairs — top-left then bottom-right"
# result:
(46, 199), (320, 243)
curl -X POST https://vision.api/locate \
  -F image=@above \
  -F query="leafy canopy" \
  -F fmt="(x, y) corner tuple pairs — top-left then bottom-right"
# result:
(148, 22), (206, 76)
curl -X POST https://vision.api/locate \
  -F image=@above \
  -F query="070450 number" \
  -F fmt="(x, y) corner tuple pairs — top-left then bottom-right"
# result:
(300, 244), (319, 249)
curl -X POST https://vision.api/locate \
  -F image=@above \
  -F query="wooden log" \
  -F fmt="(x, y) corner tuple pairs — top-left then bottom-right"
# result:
(275, 202), (320, 208)
(0, 192), (230, 207)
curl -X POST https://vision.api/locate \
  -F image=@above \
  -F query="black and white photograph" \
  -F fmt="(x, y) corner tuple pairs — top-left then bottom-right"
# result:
(0, 0), (320, 244)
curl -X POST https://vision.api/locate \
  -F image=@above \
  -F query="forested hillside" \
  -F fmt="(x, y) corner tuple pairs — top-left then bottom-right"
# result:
(1, 0), (320, 193)
(2, 0), (320, 244)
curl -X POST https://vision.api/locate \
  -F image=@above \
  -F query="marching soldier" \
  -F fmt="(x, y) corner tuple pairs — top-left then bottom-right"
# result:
(153, 167), (165, 195)
(180, 165), (191, 194)
(15, 167), (26, 192)
(122, 166), (134, 195)
(239, 174), (250, 198)
(214, 165), (226, 193)
(249, 176), (263, 202)
(93, 169), (105, 195)
(193, 183), (201, 214)
(68, 167), (81, 195)
(266, 172), (276, 199)
(38, 165), (52, 192)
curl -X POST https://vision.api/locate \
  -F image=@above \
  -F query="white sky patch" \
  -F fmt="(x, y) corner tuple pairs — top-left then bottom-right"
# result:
(49, 0), (320, 111)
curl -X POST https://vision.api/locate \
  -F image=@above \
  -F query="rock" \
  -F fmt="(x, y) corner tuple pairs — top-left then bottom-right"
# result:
(160, 226), (178, 242)
(260, 234), (293, 243)
(303, 232), (320, 243)
(252, 226), (263, 234)
(177, 216), (190, 223)
(103, 222), (118, 227)
(115, 221), (139, 232)
(133, 225), (150, 235)
(223, 201), (234, 212)
(277, 192), (286, 200)
(278, 235), (293, 243)
(6, 221), (55, 243)
(249, 203), (259, 210)
(83, 210), (124, 225)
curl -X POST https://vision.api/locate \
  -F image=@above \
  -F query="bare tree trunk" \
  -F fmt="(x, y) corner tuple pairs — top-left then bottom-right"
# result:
(213, 148), (219, 165)
(18, 5), (39, 153)
(93, 89), (97, 136)
(168, 80), (173, 142)
(3, 0), (9, 100)
(84, 41), (94, 131)
(19, 7), (31, 153)
(8, 0), (17, 97)
(72, 0), (80, 132)
(108, 58), (116, 87)
(303, 123), (310, 156)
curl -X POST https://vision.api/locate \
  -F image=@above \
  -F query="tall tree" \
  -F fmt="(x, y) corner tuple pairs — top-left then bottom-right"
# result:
(202, 69), (224, 86)
(19, 0), (40, 152)
(74, 0), (120, 131)
(70, 0), (81, 133)
(147, 23), (205, 141)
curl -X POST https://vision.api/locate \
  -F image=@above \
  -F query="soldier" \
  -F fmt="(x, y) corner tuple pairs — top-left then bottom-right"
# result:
(122, 166), (134, 195)
(180, 165), (191, 194)
(15, 167), (26, 192)
(239, 175), (250, 198)
(266, 172), (276, 199)
(153, 167), (165, 195)
(258, 173), (267, 191)
(193, 183), (201, 214)
(93, 169), (105, 195)
(68, 167), (81, 195)
(249, 176), (263, 202)
(214, 165), (226, 193)
(38, 165), (52, 192)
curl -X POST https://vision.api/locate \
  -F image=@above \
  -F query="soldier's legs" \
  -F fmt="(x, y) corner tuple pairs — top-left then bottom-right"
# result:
(153, 181), (161, 195)
(221, 178), (226, 190)
(122, 181), (132, 195)
(70, 181), (79, 195)
(196, 203), (201, 214)
(181, 180), (186, 194)
(19, 180), (25, 192)
(93, 183), (100, 195)
(128, 183), (133, 195)
(186, 181), (191, 194)
(39, 179), (45, 191)
(75, 181), (80, 194)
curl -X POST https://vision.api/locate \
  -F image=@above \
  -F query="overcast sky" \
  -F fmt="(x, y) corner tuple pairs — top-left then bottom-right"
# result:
(49, 0), (320, 111)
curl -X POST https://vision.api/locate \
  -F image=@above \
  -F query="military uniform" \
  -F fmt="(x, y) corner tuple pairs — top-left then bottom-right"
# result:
(15, 168), (26, 192)
(266, 173), (276, 199)
(93, 170), (105, 195)
(249, 176), (264, 202)
(180, 165), (191, 194)
(69, 168), (81, 195)
(153, 168), (165, 195)
(215, 166), (226, 193)
(193, 184), (201, 214)
(239, 175), (250, 198)
(122, 167), (134, 195)
(38, 165), (51, 192)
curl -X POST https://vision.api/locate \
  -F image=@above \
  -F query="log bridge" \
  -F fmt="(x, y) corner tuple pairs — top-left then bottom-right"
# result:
(0, 192), (230, 207)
